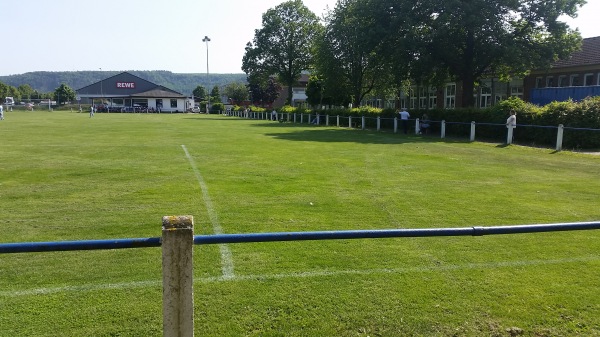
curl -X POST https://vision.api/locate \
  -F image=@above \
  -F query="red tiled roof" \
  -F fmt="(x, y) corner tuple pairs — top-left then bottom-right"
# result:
(552, 36), (600, 68)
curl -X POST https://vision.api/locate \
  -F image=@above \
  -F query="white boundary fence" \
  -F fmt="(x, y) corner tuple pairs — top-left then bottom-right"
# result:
(226, 110), (600, 152)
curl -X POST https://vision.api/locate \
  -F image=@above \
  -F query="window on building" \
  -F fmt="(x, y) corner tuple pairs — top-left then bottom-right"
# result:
(112, 98), (124, 106)
(429, 87), (437, 109)
(510, 86), (523, 98)
(409, 88), (417, 109)
(546, 77), (554, 87)
(584, 73), (594, 86)
(558, 75), (567, 87)
(419, 87), (428, 109)
(570, 74), (580, 86)
(480, 86), (492, 108)
(445, 84), (456, 109)
(133, 99), (148, 107)
(535, 77), (543, 88)
(170, 99), (177, 108)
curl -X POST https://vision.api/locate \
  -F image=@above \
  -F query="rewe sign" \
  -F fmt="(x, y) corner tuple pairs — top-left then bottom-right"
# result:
(116, 82), (136, 89)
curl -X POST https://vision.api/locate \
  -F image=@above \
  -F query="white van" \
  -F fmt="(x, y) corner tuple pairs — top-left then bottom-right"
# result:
(5, 97), (15, 106)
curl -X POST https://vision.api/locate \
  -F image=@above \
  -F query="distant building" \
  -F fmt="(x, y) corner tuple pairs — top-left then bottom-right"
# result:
(526, 36), (600, 105)
(272, 73), (309, 108)
(76, 72), (190, 112)
(372, 36), (600, 109)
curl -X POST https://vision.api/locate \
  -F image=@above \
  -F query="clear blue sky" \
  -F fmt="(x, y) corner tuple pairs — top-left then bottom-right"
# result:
(1, 0), (598, 76)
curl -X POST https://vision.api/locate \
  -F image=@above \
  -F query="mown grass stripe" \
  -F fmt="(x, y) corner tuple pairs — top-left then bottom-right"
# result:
(2, 255), (597, 297)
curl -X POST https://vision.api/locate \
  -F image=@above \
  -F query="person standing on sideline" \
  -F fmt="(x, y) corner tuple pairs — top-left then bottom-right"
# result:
(90, 105), (95, 118)
(506, 109), (517, 143)
(419, 113), (430, 135)
(271, 109), (277, 121)
(398, 108), (410, 134)
(506, 110), (517, 128)
(0, 104), (4, 120)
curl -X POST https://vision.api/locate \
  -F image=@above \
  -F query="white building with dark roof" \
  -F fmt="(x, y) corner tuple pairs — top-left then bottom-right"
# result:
(76, 72), (190, 112)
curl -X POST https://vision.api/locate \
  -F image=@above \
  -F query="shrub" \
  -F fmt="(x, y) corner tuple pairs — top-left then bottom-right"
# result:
(210, 102), (225, 114)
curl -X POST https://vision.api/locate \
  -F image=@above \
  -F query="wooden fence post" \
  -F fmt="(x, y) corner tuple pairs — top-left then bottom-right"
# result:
(162, 215), (194, 337)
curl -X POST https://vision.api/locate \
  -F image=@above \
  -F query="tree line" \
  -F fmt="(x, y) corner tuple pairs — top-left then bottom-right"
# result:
(242, 0), (585, 108)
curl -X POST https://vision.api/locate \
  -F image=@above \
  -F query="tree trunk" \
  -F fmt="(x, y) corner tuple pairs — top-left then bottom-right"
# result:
(287, 84), (293, 106)
(460, 29), (476, 107)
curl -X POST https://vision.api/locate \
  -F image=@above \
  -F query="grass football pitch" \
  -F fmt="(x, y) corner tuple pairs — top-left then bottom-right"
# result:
(1, 111), (599, 336)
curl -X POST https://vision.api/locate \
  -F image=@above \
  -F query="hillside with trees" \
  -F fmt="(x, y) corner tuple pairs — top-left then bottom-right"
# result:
(0, 71), (246, 96)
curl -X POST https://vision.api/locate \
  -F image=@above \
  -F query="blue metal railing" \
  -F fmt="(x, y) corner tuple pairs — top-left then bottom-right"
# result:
(1, 221), (599, 254)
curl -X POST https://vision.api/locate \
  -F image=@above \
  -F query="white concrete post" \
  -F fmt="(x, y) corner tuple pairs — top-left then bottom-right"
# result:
(317, 114), (320, 125)
(416, 118), (421, 135)
(162, 215), (194, 337)
(326, 114), (330, 126)
(441, 120), (446, 138)
(349, 116), (352, 128)
(377, 117), (381, 131)
(507, 125), (514, 144)
(394, 117), (398, 133)
(470, 121), (476, 142)
(556, 124), (564, 151)
(336, 115), (340, 127)
(361, 116), (365, 130)
(300, 114), (304, 124)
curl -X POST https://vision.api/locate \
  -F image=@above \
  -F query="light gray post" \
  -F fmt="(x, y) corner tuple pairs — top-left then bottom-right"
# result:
(336, 115), (340, 127)
(556, 124), (564, 151)
(317, 114), (320, 125)
(349, 116), (352, 128)
(507, 125), (514, 144)
(361, 116), (365, 130)
(470, 121), (476, 142)
(162, 215), (194, 337)
(416, 118), (421, 135)
(301, 114), (304, 124)
(326, 114), (330, 126)
(377, 117), (380, 131)
(441, 120), (446, 138)
(293, 113), (297, 123)
(394, 117), (398, 133)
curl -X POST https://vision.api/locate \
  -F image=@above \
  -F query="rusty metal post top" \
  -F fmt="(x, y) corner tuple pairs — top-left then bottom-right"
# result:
(162, 215), (194, 230)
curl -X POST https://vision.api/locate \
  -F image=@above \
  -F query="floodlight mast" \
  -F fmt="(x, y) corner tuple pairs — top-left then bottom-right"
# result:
(202, 36), (211, 113)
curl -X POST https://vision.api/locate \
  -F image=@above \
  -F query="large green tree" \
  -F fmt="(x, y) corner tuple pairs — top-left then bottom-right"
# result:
(192, 85), (207, 101)
(314, 0), (392, 108)
(18, 84), (34, 102)
(210, 85), (221, 103)
(53, 83), (75, 105)
(223, 82), (249, 105)
(242, 0), (322, 105)
(419, 0), (584, 107)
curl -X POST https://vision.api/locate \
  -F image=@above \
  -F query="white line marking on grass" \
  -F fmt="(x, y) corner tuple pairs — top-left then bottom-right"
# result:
(182, 144), (235, 280)
(197, 255), (600, 283)
(0, 280), (161, 297)
(3, 256), (597, 297)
